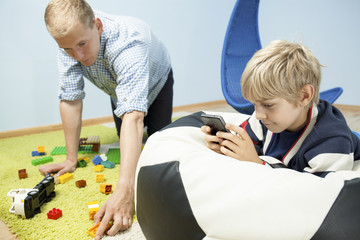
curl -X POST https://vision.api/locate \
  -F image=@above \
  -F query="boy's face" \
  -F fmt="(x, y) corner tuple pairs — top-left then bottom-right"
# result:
(54, 18), (103, 66)
(253, 98), (309, 133)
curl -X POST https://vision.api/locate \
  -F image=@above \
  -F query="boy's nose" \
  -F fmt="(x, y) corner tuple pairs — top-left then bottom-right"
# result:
(255, 110), (266, 120)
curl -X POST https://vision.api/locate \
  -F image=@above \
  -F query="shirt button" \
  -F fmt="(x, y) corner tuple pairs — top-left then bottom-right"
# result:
(123, 98), (127, 102)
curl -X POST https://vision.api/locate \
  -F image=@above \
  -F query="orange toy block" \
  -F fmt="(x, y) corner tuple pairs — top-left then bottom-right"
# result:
(96, 174), (104, 183)
(38, 146), (45, 153)
(87, 222), (111, 238)
(88, 201), (100, 220)
(100, 184), (112, 194)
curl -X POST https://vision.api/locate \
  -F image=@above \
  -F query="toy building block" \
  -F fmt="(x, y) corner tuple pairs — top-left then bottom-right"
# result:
(100, 184), (112, 194)
(32, 151), (45, 156)
(106, 148), (120, 164)
(51, 146), (98, 155)
(38, 146), (45, 154)
(101, 161), (115, 169)
(78, 157), (90, 163)
(77, 159), (87, 168)
(92, 155), (103, 165)
(7, 175), (55, 219)
(88, 201), (100, 220)
(47, 208), (62, 220)
(96, 174), (104, 183)
(31, 156), (53, 166)
(50, 146), (67, 155)
(75, 180), (86, 188)
(100, 153), (107, 161)
(18, 169), (28, 179)
(94, 165), (104, 172)
(79, 136), (100, 152)
(87, 222), (111, 238)
(58, 172), (74, 184)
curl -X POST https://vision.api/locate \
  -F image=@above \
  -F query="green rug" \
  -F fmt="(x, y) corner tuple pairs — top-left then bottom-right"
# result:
(0, 124), (125, 240)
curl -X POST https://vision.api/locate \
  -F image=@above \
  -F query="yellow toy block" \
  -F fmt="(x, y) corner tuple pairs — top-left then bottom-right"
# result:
(58, 172), (74, 184)
(38, 146), (45, 153)
(94, 165), (104, 172)
(96, 174), (104, 183)
(100, 184), (112, 194)
(88, 201), (100, 220)
(87, 222), (111, 238)
(78, 157), (90, 163)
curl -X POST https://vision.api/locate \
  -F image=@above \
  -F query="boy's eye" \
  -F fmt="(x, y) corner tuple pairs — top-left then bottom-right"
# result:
(263, 104), (273, 109)
(79, 42), (87, 47)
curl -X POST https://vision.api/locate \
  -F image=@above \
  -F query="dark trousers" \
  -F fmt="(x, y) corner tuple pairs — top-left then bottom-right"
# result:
(111, 69), (174, 138)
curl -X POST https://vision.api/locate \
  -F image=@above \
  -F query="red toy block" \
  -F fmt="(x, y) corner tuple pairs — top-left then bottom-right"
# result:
(47, 208), (62, 220)
(75, 180), (86, 188)
(18, 169), (27, 179)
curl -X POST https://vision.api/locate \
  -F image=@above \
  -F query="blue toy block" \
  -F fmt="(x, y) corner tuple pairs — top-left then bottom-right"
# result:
(92, 155), (102, 165)
(101, 161), (115, 169)
(32, 151), (45, 157)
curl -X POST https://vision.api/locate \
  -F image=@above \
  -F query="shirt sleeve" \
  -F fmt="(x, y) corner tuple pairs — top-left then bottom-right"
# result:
(57, 49), (85, 101)
(110, 35), (150, 117)
(303, 137), (355, 177)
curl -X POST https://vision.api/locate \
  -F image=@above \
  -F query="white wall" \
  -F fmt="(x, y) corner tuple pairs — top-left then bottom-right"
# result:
(0, 0), (359, 132)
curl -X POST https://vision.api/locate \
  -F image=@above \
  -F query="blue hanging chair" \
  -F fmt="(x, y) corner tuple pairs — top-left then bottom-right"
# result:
(221, 0), (343, 114)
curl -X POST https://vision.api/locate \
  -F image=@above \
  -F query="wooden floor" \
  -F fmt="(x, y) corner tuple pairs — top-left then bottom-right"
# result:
(1, 100), (359, 240)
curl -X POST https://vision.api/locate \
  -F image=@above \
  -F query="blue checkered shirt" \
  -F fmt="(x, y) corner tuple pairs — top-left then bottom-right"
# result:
(57, 11), (171, 117)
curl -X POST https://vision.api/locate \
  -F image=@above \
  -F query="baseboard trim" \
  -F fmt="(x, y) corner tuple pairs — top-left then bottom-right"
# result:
(1, 100), (358, 139)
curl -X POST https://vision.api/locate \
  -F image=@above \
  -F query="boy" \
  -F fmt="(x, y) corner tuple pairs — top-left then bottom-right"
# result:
(41, 0), (173, 239)
(202, 40), (360, 177)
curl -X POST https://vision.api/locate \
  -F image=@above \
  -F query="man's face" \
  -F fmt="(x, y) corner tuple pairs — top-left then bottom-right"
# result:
(253, 97), (309, 133)
(55, 18), (103, 66)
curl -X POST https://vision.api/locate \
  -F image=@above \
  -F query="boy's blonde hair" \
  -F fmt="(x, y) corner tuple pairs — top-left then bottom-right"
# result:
(241, 40), (321, 105)
(45, 0), (95, 39)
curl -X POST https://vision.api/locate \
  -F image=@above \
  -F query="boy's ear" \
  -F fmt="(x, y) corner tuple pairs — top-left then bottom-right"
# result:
(299, 84), (314, 106)
(94, 18), (103, 35)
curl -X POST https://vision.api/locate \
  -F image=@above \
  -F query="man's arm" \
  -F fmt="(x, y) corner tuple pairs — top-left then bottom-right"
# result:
(94, 110), (144, 239)
(38, 99), (82, 176)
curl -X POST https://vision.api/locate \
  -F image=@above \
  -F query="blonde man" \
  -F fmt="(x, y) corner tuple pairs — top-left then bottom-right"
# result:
(41, 0), (173, 239)
(202, 40), (360, 176)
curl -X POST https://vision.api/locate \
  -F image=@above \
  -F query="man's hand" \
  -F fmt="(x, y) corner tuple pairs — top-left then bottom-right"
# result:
(38, 159), (77, 176)
(216, 123), (263, 164)
(93, 182), (135, 240)
(93, 111), (143, 239)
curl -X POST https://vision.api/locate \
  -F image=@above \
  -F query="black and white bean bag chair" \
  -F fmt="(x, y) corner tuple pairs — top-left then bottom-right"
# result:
(135, 111), (360, 240)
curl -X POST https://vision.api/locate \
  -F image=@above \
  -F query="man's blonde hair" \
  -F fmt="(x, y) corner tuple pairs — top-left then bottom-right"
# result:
(45, 0), (95, 39)
(241, 40), (322, 105)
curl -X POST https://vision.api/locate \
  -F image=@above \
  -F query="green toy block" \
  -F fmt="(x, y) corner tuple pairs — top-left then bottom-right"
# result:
(106, 148), (120, 164)
(51, 146), (99, 155)
(32, 156), (53, 166)
(77, 159), (88, 168)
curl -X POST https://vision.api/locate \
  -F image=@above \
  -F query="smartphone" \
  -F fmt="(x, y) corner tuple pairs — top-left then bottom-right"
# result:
(201, 113), (230, 135)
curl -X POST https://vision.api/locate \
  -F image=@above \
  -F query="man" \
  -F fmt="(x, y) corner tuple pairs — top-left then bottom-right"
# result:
(40, 0), (173, 239)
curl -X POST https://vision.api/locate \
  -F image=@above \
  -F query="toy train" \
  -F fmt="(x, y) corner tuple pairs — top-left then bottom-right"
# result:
(7, 174), (55, 218)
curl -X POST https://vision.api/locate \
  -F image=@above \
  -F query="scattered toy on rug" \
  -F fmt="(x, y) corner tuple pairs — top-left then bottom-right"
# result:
(7, 174), (55, 218)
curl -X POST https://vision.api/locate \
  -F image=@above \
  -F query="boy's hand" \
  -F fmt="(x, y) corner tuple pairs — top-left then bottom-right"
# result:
(201, 125), (223, 154)
(216, 123), (263, 164)
(38, 159), (77, 176)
